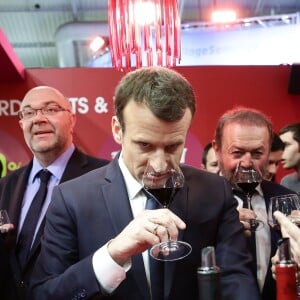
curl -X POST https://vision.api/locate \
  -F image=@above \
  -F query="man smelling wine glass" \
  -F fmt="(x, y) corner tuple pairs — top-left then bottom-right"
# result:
(142, 159), (192, 261)
(212, 106), (298, 300)
(30, 68), (260, 300)
(233, 161), (264, 231)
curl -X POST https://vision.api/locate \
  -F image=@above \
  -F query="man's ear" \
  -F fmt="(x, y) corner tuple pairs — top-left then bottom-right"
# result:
(18, 119), (24, 130)
(111, 116), (122, 145)
(212, 140), (220, 160)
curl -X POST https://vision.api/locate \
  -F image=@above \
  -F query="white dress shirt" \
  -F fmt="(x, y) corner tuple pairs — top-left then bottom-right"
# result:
(235, 186), (271, 292)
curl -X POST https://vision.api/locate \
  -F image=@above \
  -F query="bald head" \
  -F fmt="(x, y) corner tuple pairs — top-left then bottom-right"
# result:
(21, 86), (71, 111)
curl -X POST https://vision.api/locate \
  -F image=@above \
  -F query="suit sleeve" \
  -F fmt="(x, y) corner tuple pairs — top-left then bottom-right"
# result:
(29, 185), (103, 300)
(216, 178), (261, 299)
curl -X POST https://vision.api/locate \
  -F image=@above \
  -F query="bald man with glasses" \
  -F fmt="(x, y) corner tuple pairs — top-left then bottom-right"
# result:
(0, 86), (109, 300)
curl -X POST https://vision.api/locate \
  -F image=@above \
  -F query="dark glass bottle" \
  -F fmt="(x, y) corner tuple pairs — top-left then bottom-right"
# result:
(197, 246), (221, 300)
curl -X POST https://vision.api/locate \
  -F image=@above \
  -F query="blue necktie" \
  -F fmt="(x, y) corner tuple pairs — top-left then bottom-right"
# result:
(145, 191), (164, 300)
(17, 169), (51, 270)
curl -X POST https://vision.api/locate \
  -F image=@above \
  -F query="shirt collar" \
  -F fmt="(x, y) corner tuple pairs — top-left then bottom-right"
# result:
(30, 144), (75, 183)
(256, 184), (263, 196)
(118, 152), (142, 201)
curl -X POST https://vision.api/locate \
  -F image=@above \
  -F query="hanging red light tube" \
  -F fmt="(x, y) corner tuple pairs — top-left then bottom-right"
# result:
(108, 0), (181, 71)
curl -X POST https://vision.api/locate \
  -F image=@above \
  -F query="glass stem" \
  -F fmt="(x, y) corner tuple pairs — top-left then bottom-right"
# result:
(247, 194), (251, 209)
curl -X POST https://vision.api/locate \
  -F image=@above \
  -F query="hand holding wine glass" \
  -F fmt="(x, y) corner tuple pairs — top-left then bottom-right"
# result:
(0, 210), (14, 233)
(233, 161), (264, 231)
(142, 160), (192, 261)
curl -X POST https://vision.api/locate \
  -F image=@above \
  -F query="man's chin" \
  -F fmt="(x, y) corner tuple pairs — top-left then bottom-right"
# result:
(31, 143), (55, 153)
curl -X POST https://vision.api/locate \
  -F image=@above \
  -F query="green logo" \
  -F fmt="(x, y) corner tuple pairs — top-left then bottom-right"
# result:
(0, 153), (22, 178)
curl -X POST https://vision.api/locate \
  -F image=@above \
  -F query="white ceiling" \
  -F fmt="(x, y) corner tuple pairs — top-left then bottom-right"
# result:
(0, 0), (299, 68)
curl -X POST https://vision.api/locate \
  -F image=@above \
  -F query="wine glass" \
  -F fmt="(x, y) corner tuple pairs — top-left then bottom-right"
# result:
(142, 161), (192, 261)
(0, 210), (10, 226)
(233, 161), (264, 231)
(268, 194), (300, 229)
(0, 210), (11, 233)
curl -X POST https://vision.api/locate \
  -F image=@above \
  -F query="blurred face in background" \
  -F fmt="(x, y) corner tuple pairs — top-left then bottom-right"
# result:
(202, 147), (219, 173)
(264, 149), (283, 181)
(280, 131), (300, 170)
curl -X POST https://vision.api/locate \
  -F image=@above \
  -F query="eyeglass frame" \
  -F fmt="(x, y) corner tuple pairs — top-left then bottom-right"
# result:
(18, 104), (71, 120)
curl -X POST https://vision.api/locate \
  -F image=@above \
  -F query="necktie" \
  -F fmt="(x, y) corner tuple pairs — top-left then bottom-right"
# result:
(17, 169), (51, 269)
(145, 191), (164, 300)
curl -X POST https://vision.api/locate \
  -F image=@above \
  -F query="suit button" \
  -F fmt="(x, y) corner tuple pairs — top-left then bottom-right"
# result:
(79, 289), (87, 298)
(19, 281), (26, 288)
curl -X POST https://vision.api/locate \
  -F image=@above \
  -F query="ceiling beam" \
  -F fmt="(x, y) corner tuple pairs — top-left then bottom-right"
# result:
(0, 28), (25, 82)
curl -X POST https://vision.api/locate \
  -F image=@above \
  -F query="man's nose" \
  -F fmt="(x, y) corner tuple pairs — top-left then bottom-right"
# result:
(149, 151), (168, 172)
(268, 163), (276, 174)
(240, 153), (253, 168)
(33, 109), (48, 121)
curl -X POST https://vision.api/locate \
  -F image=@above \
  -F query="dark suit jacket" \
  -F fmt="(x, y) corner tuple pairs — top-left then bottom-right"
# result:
(0, 233), (17, 300)
(259, 180), (297, 300)
(30, 158), (261, 300)
(0, 148), (109, 299)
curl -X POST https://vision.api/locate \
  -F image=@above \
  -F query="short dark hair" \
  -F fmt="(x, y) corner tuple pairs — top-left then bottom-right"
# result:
(202, 142), (213, 166)
(114, 67), (196, 131)
(214, 106), (273, 148)
(271, 132), (284, 152)
(279, 123), (300, 147)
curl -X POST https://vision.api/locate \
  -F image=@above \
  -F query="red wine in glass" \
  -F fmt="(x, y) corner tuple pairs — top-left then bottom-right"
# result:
(233, 162), (263, 231)
(146, 187), (180, 207)
(142, 162), (192, 261)
(236, 182), (260, 198)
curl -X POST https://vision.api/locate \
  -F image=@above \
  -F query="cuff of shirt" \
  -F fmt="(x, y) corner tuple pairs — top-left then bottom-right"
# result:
(92, 242), (131, 294)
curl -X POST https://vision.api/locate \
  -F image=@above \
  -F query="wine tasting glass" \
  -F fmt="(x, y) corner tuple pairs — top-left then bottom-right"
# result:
(0, 210), (10, 226)
(268, 194), (300, 229)
(142, 161), (192, 261)
(233, 161), (264, 231)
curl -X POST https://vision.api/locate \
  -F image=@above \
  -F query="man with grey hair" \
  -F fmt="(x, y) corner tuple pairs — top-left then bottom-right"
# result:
(212, 106), (297, 300)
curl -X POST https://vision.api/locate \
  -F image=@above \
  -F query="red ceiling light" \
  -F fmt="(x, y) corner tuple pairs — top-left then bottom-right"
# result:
(108, 0), (181, 71)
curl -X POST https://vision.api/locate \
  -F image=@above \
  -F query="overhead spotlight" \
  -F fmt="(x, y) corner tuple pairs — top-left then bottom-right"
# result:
(211, 10), (237, 23)
(89, 35), (107, 53)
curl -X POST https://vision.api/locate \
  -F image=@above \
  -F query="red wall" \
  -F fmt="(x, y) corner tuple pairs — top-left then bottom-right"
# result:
(0, 66), (299, 181)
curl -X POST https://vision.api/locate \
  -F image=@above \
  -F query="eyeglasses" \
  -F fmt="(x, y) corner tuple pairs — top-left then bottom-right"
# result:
(18, 105), (70, 120)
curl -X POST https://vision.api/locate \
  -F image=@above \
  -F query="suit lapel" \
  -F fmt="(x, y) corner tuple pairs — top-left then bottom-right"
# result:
(26, 150), (88, 269)
(10, 165), (32, 232)
(5, 165), (32, 277)
(102, 159), (149, 298)
(28, 150), (89, 261)
(60, 148), (87, 183)
(260, 180), (290, 211)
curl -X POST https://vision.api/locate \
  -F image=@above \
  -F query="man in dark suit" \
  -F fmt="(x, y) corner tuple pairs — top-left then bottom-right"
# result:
(212, 107), (298, 300)
(0, 86), (109, 299)
(30, 67), (260, 300)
